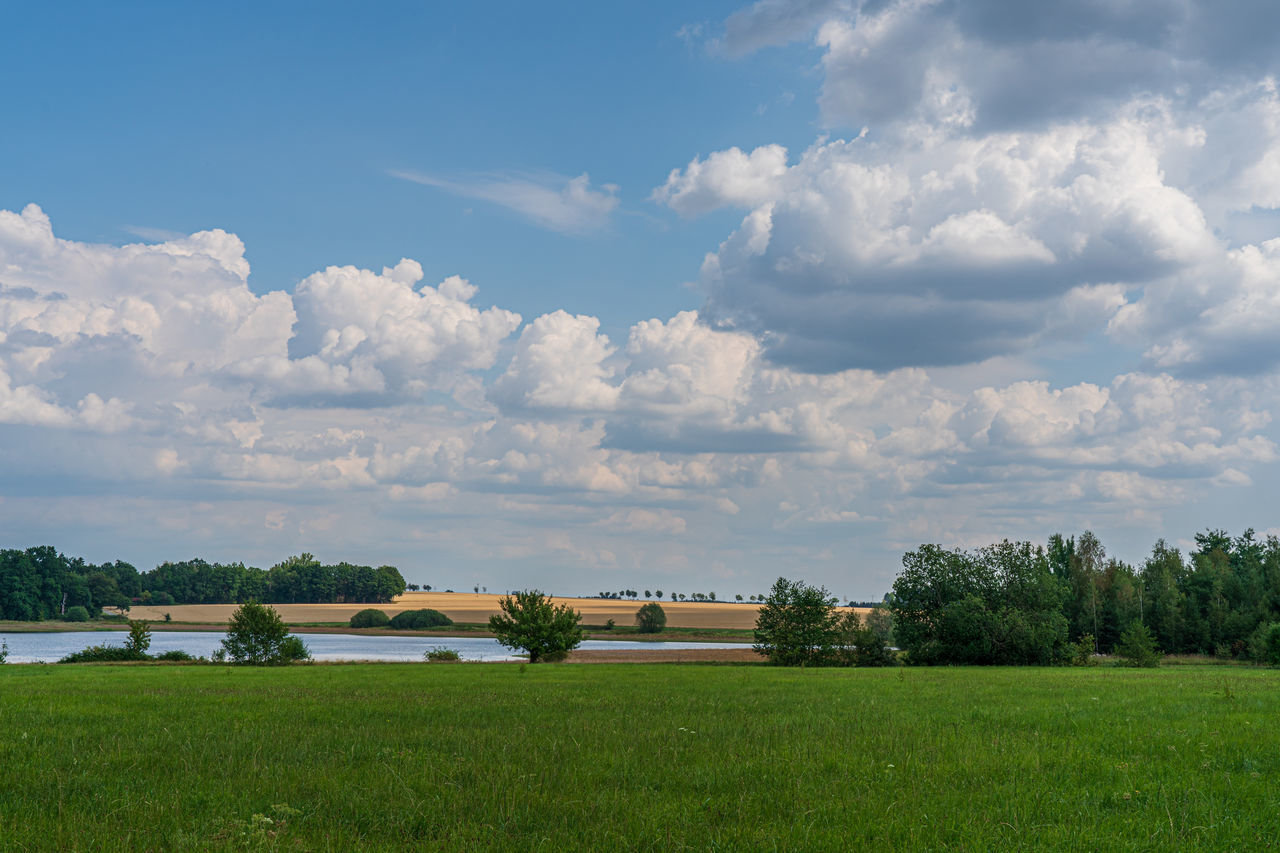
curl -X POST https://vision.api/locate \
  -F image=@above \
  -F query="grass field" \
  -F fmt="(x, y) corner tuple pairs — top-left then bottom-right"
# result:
(2, 663), (1277, 850)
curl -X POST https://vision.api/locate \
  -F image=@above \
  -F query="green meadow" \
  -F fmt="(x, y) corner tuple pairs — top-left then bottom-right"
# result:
(1, 663), (1277, 851)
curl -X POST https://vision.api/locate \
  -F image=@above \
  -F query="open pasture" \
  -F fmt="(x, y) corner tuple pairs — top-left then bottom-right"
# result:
(1, 663), (1277, 850)
(124, 591), (868, 630)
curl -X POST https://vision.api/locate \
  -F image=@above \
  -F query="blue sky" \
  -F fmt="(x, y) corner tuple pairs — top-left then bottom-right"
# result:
(3, 1), (1280, 598)
(2, 2), (820, 335)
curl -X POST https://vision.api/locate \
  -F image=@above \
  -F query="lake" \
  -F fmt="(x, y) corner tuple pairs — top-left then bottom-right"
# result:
(0, 631), (752, 663)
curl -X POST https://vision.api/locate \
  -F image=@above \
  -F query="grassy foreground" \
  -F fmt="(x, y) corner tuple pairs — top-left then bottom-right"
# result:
(1, 664), (1278, 851)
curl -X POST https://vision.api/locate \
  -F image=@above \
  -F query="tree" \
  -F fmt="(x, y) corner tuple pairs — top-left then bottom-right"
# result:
(488, 590), (583, 663)
(125, 620), (151, 655)
(833, 610), (896, 667)
(1114, 621), (1160, 667)
(221, 602), (310, 665)
(635, 601), (667, 634)
(753, 577), (841, 666)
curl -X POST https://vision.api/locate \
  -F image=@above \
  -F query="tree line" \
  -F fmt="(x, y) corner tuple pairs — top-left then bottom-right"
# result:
(0, 547), (406, 620)
(888, 529), (1280, 664)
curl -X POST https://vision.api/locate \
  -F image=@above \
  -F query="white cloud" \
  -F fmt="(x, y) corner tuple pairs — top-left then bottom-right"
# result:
(663, 107), (1218, 371)
(391, 169), (619, 234)
(489, 310), (620, 413)
(651, 145), (789, 216)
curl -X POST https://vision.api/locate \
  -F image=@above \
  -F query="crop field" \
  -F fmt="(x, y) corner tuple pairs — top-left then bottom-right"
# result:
(1, 663), (1277, 851)
(124, 592), (868, 630)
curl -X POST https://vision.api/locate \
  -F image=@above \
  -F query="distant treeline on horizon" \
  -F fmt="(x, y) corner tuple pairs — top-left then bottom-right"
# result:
(0, 549), (406, 621)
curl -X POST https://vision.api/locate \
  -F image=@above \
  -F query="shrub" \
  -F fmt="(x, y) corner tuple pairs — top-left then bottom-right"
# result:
(489, 590), (583, 663)
(1071, 634), (1100, 666)
(220, 602), (310, 665)
(154, 649), (196, 661)
(1247, 622), (1280, 666)
(59, 644), (147, 663)
(834, 610), (897, 667)
(125, 620), (151, 655)
(754, 577), (840, 666)
(64, 606), (90, 623)
(389, 608), (453, 630)
(424, 647), (461, 662)
(635, 602), (667, 634)
(349, 608), (391, 629)
(0, 638), (7, 664)
(277, 635), (312, 663)
(1115, 622), (1160, 668)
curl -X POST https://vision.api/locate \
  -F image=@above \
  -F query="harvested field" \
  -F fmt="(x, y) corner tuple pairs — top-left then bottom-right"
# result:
(126, 591), (870, 629)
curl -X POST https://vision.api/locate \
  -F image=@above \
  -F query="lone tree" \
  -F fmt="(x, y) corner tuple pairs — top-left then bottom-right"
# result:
(488, 590), (583, 663)
(1114, 621), (1160, 667)
(221, 602), (311, 665)
(753, 577), (841, 666)
(635, 601), (667, 634)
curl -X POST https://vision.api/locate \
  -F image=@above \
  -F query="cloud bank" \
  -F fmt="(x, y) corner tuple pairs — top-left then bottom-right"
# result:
(4, 1), (1280, 595)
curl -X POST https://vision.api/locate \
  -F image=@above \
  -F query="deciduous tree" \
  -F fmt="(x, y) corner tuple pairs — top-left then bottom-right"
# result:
(488, 590), (583, 663)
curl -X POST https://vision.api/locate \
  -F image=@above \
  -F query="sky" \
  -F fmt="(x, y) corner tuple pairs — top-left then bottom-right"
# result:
(3, 0), (1280, 599)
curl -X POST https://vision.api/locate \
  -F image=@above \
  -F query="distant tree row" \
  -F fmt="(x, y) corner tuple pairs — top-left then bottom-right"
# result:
(889, 529), (1280, 664)
(0, 547), (406, 621)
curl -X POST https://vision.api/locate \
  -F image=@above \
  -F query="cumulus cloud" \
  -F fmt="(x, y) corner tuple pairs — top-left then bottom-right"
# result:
(717, 0), (1280, 131)
(489, 311), (620, 413)
(391, 169), (619, 234)
(651, 145), (789, 216)
(661, 107), (1220, 371)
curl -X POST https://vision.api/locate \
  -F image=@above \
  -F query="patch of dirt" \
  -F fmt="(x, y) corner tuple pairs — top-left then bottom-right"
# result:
(565, 648), (764, 663)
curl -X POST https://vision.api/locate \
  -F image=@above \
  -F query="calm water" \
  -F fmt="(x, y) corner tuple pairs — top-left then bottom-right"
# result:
(0, 631), (751, 663)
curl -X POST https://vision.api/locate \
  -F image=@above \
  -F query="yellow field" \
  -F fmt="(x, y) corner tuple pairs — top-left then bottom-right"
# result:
(125, 592), (870, 630)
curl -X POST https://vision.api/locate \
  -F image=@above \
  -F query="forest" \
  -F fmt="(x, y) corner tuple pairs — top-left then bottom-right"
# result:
(889, 529), (1280, 663)
(0, 549), (406, 620)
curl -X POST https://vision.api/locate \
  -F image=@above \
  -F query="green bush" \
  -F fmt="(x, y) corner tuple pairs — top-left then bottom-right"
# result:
(64, 606), (90, 623)
(125, 620), (151, 655)
(1247, 622), (1280, 666)
(220, 602), (310, 665)
(424, 647), (461, 662)
(389, 608), (453, 630)
(635, 602), (667, 634)
(59, 644), (148, 663)
(0, 638), (7, 664)
(278, 635), (312, 663)
(834, 610), (897, 667)
(1071, 634), (1100, 666)
(1114, 622), (1160, 668)
(154, 649), (196, 662)
(349, 608), (391, 629)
